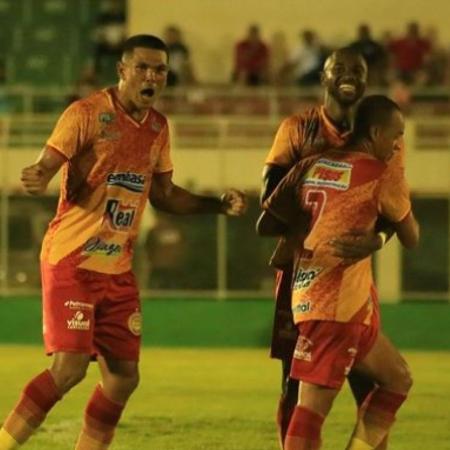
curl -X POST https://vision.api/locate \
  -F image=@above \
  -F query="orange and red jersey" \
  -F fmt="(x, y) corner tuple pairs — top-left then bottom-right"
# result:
(265, 104), (405, 171)
(41, 87), (173, 274)
(264, 149), (411, 325)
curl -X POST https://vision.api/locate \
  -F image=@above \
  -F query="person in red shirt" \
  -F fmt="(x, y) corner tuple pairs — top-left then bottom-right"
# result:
(0, 35), (247, 450)
(259, 95), (419, 450)
(387, 22), (431, 84)
(233, 24), (270, 86)
(260, 47), (405, 450)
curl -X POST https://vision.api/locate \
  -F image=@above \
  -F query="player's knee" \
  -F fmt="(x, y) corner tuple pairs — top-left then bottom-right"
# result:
(391, 360), (413, 394)
(50, 365), (88, 394)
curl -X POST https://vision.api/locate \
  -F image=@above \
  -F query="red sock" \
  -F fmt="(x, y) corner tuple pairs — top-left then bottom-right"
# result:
(284, 406), (324, 450)
(276, 396), (296, 449)
(351, 388), (407, 447)
(1, 370), (61, 445)
(75, 385), (125, 449)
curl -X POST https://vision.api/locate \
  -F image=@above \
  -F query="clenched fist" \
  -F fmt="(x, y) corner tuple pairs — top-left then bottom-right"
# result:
(220, 189), (248, 216)
(21, 164), (47, 195)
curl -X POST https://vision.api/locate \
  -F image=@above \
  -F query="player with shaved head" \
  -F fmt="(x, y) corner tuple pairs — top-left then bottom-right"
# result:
(260, 48), (404, 450)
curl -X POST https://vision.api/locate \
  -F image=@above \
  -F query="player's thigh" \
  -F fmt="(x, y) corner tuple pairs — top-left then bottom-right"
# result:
(50, 352), (91, 393)
(298, 381), (339, 417)
(352, 332), (411, 393)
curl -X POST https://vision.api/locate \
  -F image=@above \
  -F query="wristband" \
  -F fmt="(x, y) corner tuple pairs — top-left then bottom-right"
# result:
(378, 231), (388, 247)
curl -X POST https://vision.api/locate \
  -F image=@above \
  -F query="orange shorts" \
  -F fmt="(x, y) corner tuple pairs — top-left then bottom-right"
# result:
(290, 317), (379, 389)
(41, 261), (141, 361)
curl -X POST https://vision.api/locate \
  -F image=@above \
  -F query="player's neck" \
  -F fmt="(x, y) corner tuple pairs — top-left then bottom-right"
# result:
(323, 101), (353, 132)
(114, 86), (148, 122)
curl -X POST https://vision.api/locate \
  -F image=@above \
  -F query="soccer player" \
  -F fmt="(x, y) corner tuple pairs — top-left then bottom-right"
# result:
(0, 35), (246, 450)
(258, 95), (418, 450)
(260, 47), (401, 449)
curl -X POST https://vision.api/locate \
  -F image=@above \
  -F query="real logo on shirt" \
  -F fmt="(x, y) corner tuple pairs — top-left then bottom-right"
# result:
(107, 172), (145, 193)
(305, 159), (352, 191)
(104, 199), (137, 232)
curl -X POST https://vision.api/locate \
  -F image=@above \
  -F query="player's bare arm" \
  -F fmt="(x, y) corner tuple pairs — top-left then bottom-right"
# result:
(260, 164), (289, 204)
(393, 211), (420, 248)
(149, 171), (247, 216)
(21, 146), (66, 195)
(256, 210), (288, 236)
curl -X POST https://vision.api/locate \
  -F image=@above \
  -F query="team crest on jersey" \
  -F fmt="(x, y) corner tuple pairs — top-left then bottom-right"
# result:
(151, 120), (162, 132)
(304, 159), (352, 191)
(104, 199), (137, 232)
(107, 172), (146, 193)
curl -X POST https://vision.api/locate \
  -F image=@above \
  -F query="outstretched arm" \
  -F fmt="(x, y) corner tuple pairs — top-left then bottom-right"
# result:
(149, 171), (247, 216)
(21, 146), (66, 195)
(393, 211), (419, 248)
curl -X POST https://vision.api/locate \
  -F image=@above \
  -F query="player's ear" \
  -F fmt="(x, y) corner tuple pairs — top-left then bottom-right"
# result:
(369, 125), (379, 142)
(117, 61), (125, 81)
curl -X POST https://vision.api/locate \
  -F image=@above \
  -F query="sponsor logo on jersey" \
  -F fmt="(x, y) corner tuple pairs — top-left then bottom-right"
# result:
(64, 300), (93, 311)
(305, 159), (352, 190)
(104, 199), (137, 232)
(292, 301), (312, 314)
(67, 311), (90, 331)
(128, 311), (142, 336)
(106, 172), (145, 193)
(293, 335), (313, 362)
(293, 267), (322, 290)
(82, 237), (122, 256)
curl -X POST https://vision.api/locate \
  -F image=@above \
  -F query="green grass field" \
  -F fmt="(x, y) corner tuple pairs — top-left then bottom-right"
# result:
(0, 347), (449, 450)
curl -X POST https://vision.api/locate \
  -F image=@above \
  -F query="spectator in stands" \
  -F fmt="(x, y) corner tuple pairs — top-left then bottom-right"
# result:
(270, 31), (290, 85)
(164, 25), (196, 86)
(348, 24), (388, 86)
(93, 0), (127, 78)
(280, 30), (326, 86)
(66, 67), (99, 105)
(387, 22), (432, 84)
(232, 24), (270, 86)
(421, 27), (450, 87)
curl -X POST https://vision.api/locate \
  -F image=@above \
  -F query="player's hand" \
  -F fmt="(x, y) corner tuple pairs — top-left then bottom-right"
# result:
(220, 189), (248, 216)
(21, 164), (47, 195)
(329, 229), (382, 264)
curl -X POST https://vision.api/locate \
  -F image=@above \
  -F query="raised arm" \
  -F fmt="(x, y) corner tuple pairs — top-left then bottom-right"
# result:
(149, 171), (247, 216)
(21, 146), (67, 195)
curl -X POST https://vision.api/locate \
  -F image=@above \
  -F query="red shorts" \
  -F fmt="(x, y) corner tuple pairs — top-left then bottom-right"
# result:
(290, 317), (379, 389)
(41, 261), (141, 361)
(270, 266), (298, 360)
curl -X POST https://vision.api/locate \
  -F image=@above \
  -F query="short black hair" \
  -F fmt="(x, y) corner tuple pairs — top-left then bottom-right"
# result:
(121, 34), (168, 59)
(352, 95), (401, 139)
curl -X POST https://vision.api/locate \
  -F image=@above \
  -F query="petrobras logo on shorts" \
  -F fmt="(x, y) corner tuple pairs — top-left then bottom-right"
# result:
(82, 237), (122, 256)
(293, 267), (321, 290)
(106, 172), (145, 193)
(305, 159), (352, 191)
(294, 336), (313, 362)
(104, 199), (136, 232)
(67, 311), (90, 331)
(64, 300), (93, 311)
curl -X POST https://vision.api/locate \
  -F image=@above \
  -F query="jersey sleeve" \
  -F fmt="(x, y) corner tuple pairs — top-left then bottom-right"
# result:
(265, 115), (302, 168)
(46, 100), (93, 160)
(377, 165), (411, 223)
(154, 123), (174, 174)
(263, 160), (307, 226)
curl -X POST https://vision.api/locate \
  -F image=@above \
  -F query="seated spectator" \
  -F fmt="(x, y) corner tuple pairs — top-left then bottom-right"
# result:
(66, 66), (99, 105)
(280, 30), (326, 86)
(348, 24), (388, 86)
(387, 22), (432, 84)
(421, 27), (449, 87)
(164, 25), (196, 86)
(232, 24), (270, 86)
